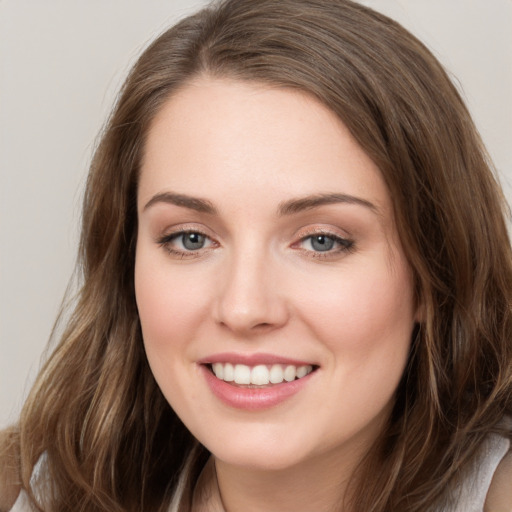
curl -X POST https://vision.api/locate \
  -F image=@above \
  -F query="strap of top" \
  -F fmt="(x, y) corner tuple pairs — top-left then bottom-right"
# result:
(448, 432), (510, 512)
(9, 491), (30, 512)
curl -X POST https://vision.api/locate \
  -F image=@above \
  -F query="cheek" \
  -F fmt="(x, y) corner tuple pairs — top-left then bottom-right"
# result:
(134, 247), (212, 367)
(134, 249), (214, 413)
(294, 259), (414, 434)
(294, 256), (415, 367)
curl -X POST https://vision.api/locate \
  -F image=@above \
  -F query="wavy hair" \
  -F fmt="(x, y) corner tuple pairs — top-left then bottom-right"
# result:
(2, 0), (511, 511)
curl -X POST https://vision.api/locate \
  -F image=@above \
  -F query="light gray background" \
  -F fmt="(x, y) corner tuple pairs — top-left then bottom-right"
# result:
(1, 0), (511, 428)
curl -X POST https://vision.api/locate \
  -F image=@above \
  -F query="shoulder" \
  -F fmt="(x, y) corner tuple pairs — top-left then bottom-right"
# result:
(0, 479), (21, 512)
(484, 448), (512, 512)
(0, 491), (28, 512)
(0, 458), (22, 511)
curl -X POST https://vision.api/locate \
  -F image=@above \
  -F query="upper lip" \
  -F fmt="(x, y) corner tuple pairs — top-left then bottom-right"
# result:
(197, 352), (317, 367)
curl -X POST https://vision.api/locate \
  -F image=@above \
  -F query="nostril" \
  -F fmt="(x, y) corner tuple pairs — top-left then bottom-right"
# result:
(253, 322), (272, 329)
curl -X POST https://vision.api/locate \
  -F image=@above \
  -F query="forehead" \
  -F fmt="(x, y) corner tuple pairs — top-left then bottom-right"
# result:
(138, 77), (391, 218)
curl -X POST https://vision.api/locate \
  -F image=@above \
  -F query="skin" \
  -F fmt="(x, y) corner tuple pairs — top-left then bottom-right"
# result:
(484, 450), (512, 511)
(135, 77), (419, 511)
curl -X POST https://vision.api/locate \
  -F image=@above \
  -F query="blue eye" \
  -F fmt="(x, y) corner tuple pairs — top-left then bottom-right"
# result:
(158, 230), (214, 257)
(300, 233), (353, 254)
(309, 235), (335, 252)
(178, 232), (207, 250)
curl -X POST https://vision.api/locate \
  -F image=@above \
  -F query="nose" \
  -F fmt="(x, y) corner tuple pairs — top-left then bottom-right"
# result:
(213, 247), (289, 336)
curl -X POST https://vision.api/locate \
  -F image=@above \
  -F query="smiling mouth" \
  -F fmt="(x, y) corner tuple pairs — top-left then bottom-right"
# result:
(206, 363), (317, 387)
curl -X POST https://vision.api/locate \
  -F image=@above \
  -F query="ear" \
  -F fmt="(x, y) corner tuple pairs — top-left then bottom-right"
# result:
(413, 294), (425, 324)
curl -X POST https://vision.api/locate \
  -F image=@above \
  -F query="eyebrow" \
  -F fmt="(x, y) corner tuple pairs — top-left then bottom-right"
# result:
(277, 193), (378, 216)
(143, 192), (217, 214)
(143, 191), (378, 216)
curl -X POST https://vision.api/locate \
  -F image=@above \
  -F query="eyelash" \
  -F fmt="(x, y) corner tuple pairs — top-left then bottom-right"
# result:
(157, 229), (216, 259)
(157, 229), (355, 259)
(294, 231), (355, 259)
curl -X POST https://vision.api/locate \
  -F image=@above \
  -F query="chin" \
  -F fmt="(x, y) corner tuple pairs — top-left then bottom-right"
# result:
(197, 423), (335, 473)
(213, 444), (309, 472)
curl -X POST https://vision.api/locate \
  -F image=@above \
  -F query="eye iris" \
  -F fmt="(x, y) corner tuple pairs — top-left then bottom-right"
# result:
(182, 233), (205, 250)
(311, 235), (335, 252)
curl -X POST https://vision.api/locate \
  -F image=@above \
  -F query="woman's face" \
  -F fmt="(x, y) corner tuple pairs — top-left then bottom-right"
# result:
(135, 77), (417, 472)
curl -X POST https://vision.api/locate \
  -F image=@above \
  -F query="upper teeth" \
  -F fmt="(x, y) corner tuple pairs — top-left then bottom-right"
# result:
(211, 363), (313, 385)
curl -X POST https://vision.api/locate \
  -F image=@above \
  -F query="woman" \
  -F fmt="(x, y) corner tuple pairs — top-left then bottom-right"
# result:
(1, 0), (511, 510)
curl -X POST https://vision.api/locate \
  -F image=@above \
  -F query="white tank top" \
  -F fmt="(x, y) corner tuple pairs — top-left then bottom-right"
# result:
(445, 431), (510, 512)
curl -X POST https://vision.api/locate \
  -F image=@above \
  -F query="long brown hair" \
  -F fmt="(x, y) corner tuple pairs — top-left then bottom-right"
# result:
(2, 1), (511, 510)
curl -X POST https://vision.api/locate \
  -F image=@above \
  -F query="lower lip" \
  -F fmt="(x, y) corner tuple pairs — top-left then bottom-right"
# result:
(200, 365), (315, 411)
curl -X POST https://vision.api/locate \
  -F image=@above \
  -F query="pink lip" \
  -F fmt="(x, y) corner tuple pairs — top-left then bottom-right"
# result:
(198, 352), (315, 366)
(199, 362), (317, 411)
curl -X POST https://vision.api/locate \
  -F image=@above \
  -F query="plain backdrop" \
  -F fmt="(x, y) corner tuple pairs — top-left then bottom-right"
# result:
(1, 0), (511, 428)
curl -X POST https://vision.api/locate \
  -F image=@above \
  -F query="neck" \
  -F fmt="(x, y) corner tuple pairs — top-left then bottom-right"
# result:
(214, 440), (371, 512)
